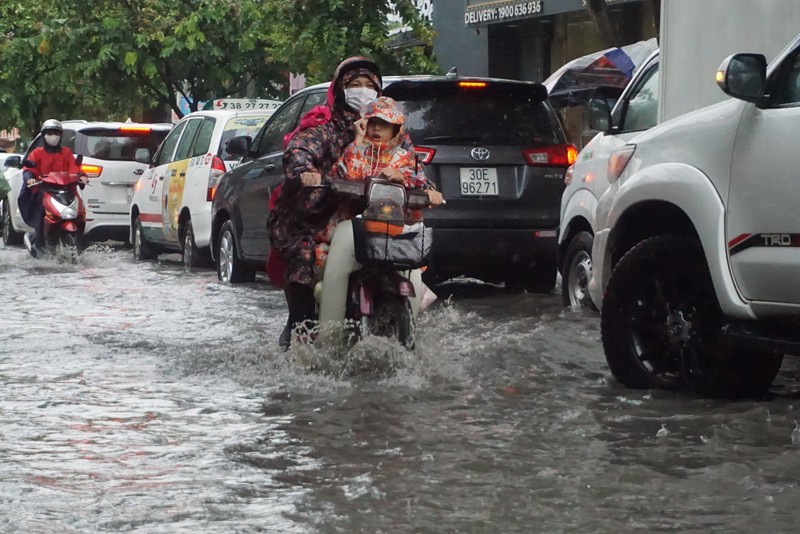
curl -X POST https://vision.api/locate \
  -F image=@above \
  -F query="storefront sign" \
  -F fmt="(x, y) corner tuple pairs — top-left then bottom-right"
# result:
(465, 0), (543, 25)
(464, 0), (642, 27)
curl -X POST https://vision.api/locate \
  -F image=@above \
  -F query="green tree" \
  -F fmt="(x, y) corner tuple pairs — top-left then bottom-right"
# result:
(0, 0), (437, 135)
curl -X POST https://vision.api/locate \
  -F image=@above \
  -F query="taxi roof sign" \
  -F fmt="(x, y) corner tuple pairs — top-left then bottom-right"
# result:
(202, 98), (283, 112)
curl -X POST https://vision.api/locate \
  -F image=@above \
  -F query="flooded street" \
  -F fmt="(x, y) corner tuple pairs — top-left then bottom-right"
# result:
(2, 243), (800, 532)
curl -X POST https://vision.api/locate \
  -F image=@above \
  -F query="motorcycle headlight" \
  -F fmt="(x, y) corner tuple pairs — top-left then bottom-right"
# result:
(368, 182), (405, 206)
(61, 207), (77, 220)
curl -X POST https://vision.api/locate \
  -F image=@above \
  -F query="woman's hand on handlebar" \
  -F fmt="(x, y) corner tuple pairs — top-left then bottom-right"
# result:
(300, 171), (322, 187)
(426, 189), (444, 207)
(26, 178), (36, 188)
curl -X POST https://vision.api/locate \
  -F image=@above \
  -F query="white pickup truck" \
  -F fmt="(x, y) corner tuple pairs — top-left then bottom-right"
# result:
(590, 32), (800, 397)
(558, 0), (800, 311)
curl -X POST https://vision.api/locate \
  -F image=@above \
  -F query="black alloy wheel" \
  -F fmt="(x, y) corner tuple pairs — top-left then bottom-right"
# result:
(601, 234), (782, 398)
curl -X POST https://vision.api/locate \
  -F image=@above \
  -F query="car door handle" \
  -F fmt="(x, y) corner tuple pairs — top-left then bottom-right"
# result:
(264, 164), (276, 172)
(179, 172), (185, 177)
(158, 175), (164, 181)
(134, 169), (144, 175)
(170, 169), (177, 177)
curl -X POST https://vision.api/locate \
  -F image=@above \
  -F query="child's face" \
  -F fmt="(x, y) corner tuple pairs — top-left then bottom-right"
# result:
(366, 118), (396, 142)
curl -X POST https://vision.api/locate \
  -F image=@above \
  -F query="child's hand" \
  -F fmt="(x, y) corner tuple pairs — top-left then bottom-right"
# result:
(354, 117), (368, 143)
(379, 167), (405, 183)
(426, 189), (444, 207)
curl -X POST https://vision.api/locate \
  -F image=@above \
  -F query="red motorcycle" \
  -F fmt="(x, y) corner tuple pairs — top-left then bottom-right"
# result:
(24, 170), (87, 260)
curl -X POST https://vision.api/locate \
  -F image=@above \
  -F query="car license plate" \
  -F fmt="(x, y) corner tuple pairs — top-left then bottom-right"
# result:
(459, 168), (498, 196)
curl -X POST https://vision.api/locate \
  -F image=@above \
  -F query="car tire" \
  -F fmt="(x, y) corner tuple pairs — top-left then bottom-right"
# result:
(132, 216), (158, 261)
(2, 199), (23, 246)
(561, 231), (598, 311)
(181, 220), (211, 269)
(601, 234), (782, 398)
(217, 220), (255, 283)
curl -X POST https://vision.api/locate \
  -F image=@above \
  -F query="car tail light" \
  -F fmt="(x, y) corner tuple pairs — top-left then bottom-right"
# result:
(207, 155), (226, 201)
(119, 126), (152, 134)
(607, 145), (636, 182)
(415, 146), (436, 165)
(523, 144), (578, 167)
(458, 81), (487, 88)
(81, 164), (103, 177)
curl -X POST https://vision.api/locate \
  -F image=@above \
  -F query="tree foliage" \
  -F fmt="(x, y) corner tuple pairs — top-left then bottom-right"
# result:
(0, 0), (437, 138)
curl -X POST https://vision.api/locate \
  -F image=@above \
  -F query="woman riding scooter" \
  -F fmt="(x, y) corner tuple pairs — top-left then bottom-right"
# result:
(19, 119), (88, 258)
(268, 56), (442, 349)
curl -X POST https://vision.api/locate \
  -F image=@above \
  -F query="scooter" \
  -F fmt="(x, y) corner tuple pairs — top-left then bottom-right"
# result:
(23, 163), (86, 262)
(313, 177), (433, 349)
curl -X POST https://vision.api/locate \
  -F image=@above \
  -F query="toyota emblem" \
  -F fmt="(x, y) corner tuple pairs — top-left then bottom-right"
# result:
(470, 147), (490, 161)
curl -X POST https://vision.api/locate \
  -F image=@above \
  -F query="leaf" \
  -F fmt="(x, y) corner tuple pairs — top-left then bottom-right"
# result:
(124, 51), (138, 67)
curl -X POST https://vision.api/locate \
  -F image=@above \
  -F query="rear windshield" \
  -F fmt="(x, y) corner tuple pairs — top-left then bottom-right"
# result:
(219, 115), (271, 160)
(386, 82), (563, 146)
(80, 129), (169, 161)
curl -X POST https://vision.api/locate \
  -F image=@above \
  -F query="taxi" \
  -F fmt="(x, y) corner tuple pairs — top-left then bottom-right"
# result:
(129, 107), (278, 266)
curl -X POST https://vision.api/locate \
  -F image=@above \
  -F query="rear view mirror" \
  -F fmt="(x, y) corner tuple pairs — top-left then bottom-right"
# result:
(588, 97), (612, 132)
(134, 148), (151, 164)
(225, 136), (252, 158)
(716, 53), (767, 103)
(3, 155), (21, 168)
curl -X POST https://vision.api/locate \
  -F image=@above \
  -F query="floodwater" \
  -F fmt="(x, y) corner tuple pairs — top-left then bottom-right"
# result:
(2, 243), (800, 533)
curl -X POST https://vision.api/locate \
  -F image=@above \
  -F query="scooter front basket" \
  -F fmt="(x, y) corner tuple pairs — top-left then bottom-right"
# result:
(352, 217), (432, 269)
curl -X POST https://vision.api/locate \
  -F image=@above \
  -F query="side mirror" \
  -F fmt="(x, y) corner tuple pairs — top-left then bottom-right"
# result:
(588, 97), (612, 132)
(716, 53), (767, 103)
(225, 135), (252, 158)
(3, 155), (21, 168)
(134, 148), (152, 164)
(22, 159), (35, 168)
(75, 154), (83, 167)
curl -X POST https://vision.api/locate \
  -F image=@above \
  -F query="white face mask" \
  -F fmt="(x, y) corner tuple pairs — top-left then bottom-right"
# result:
(44, 134), (61, 147)
(344, 87), (378, 113)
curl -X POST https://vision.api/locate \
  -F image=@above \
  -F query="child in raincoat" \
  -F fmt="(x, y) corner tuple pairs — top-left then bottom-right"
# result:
(314, 96), (425, 272)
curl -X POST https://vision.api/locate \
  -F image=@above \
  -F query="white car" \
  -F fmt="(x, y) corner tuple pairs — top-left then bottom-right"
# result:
(589, 34), (800, 397)
(558, 49), (660, 310)
(2, 122), (171, 246)
(129, 109), (276, 267)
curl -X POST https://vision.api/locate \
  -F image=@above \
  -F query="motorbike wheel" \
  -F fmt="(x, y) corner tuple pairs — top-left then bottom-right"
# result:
(362, 295), (415, 350)
(182, 220), (211, 269)
(60, 233), (79, 264)
(133, 216), (158, 261)
(216, 220), (255, 283)
(2, 199), (23, 245)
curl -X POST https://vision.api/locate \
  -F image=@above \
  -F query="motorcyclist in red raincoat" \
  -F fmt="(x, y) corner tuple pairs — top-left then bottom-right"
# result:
(19, 119), (88, 257)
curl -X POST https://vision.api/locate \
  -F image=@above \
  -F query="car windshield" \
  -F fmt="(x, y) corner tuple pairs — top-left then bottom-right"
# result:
(82, 129), (168, 161)
(388, 82), (562, 147)
(219, 115), (271, 160)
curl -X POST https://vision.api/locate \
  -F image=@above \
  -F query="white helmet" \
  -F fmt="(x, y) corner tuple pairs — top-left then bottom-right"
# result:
(41, 119), (63, 134)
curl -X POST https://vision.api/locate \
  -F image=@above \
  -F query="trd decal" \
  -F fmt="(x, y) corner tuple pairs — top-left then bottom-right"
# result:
(728, 233), (800, 255)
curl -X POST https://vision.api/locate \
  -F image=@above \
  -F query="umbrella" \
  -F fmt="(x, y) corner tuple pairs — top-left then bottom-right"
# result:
(544, 38), (658, 107)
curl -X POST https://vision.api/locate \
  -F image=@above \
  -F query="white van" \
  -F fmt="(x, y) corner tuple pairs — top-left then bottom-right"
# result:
(2, 121), (171, 245)
(130, 109), (276, 267)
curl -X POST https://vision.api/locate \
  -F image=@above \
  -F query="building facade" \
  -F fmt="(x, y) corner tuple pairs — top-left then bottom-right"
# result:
(432, 0), (658, 81)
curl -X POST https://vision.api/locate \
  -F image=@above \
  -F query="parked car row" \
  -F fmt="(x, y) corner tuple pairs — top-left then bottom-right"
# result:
(206, 74), (576, 290)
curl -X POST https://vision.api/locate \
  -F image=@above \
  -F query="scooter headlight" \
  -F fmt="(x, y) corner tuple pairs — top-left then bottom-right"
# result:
(61, 207), (78, 220)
